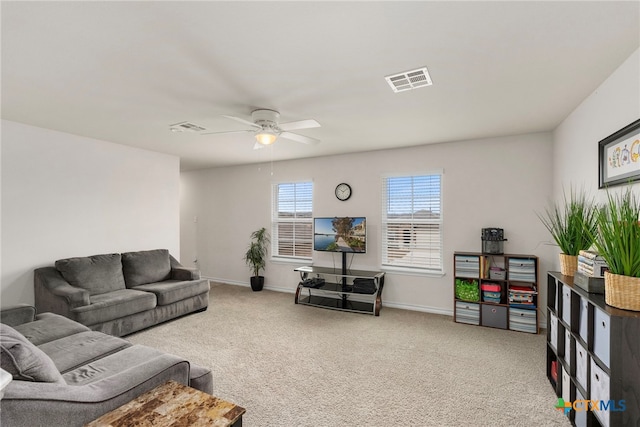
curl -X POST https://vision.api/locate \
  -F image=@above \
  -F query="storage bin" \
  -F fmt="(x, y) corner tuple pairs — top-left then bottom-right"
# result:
(455, 301), (479, 325)
(549, 313), (558, 351)
(578, 296), (588, 342)
(481, 304), (507, 329)
(562, 366), (571, 404)
(455, 255), (480, 278)
(562, 284), (572, 326)
(575, 340), (588, 391)
(593, 306), (610, 368)
(575, 389), (587, 427)
(509, 307), (537, 333)
(508, 258), (536, 282)
(564, 328), (571, 369)
(489, 267), (505, 280)
(590, 359), (610, 427)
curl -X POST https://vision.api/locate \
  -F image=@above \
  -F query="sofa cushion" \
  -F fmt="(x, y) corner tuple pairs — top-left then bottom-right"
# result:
(62, 344), (187, 387)
(121, 249), (172, 287)
(55, 253), (126, 296)
(0, 324), (65, 383)
(132, 279), (210, 306)
(38, 331), (132, 374)
(14, 312), (90, 346)
(71, 289), (157, 326)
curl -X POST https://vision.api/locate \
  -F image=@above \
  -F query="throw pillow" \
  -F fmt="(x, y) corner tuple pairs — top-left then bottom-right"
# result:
(0, 323), (65, 383)
(55, 253), (126, 296)
(121, 249), (171, 287)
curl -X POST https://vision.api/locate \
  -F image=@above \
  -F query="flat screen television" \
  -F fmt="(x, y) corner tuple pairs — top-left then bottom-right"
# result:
(313, 217), (366, 253)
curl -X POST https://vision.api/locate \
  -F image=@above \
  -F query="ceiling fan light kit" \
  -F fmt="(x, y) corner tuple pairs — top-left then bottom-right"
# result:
(193, 108), (321, 148)
(255, 128), (278, 145)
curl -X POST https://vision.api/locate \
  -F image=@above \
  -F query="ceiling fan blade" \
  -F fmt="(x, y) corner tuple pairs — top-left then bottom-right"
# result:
(253, 142), (265, 150)
(221, 115), (260, 129)
(200, 129), (253, 136)
(280, 131), (320, 145)
(279, 119), (321, 132)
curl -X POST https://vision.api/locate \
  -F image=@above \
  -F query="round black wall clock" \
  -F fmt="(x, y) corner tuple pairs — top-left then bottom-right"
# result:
(335, 183), (352, 201)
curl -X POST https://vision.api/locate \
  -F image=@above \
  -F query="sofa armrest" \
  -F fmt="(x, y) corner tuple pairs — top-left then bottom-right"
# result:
(171, 267), (201, 281)
(0, 348), (191, 426)
(0, 304), (36, 326)
(169, 255), (201, 280)
(34, 267), (90, 318)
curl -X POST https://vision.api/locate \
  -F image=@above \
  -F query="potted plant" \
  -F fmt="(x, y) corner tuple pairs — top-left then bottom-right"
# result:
(244, 227), (270, 291)
(538, 187), (599, 276)
(589, 187), (640, 310)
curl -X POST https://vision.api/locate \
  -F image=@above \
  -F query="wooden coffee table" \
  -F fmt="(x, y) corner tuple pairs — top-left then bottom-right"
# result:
(85, 380), (245, 426)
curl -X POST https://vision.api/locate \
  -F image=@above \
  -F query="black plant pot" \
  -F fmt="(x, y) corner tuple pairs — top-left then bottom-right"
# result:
(250, 276), (264, 292)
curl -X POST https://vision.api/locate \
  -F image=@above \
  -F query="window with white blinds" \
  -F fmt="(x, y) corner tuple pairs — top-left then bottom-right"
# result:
(272, 181), (313, 260)
(381, 173), (443, 273)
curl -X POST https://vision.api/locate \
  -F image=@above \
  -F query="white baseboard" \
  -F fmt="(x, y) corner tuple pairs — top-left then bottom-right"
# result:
(205, 278), (552, 328)
(204, 277), (294, 294)
(382, 301), (453, 317)
(204, 276), (453, 316)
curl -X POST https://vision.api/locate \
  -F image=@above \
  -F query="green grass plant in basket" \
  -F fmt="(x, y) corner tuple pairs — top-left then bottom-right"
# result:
(455, 279), (479, 302)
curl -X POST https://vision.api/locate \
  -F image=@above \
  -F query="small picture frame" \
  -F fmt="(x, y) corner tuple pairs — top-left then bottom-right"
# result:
(598, 118), (640, 188)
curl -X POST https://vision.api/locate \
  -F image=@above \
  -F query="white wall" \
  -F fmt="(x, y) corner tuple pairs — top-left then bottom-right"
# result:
(181, 131), (554, 314)
(1, 120), (181, 306)
(554, 48), (640, 195)
(551, 47), (640, 269)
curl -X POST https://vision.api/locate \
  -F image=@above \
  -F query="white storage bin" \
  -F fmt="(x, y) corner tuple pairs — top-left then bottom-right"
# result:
(578, 296), (588, 342)
(549, 312), (558, 351)
(575, 340), (588, 391)
(561, 366), (571, 403)
(575, 389), (587, 427)
(590, 359), (610, 427)
(564, 328), (572, 368)
(593, 306), (611, 368)
(562, 284), (572, 326)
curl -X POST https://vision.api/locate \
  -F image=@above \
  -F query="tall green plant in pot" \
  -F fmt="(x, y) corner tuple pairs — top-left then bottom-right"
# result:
(589, 188), (640, 310)
(537, 187), (598, 276)
(244, 227), (270, 291)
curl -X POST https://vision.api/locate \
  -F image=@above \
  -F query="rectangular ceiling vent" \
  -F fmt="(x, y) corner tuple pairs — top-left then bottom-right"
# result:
(169, 121), (207, 133)
(385, 67), (433, 93)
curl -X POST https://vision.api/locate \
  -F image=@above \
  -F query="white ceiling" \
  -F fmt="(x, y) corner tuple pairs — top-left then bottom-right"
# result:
(2, 1), (639, 171)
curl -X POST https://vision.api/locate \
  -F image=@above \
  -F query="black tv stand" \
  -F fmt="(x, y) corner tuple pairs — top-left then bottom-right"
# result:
(294, 264), (385, 316)
(341, 252), (348, 286)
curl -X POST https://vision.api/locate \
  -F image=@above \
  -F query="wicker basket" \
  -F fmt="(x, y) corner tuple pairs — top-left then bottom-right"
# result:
(605, 271), (640, 311)
(559, 254), (578, 277)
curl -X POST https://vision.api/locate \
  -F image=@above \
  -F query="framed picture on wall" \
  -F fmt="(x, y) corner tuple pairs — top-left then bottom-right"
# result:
(598, 118), (640, 188)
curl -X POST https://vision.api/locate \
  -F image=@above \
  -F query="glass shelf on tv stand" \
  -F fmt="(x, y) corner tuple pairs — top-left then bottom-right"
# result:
(294, 266), (385, 316)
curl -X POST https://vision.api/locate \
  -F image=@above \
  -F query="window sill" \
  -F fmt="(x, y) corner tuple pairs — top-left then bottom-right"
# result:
(271, 256), (312, 265)
(381, 266), (445, 278)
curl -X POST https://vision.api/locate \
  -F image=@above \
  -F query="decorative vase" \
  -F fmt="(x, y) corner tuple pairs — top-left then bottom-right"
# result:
(604, 271), (640, 311)
(559, 254), (578, 277)
(250, 276), (264, 292)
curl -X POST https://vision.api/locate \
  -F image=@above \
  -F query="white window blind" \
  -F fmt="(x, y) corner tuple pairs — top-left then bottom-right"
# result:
(272, 181), (313, 259)
(382, 174), (442, 273)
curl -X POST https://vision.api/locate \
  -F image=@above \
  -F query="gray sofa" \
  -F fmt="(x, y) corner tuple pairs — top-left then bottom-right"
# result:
(0, 304), (213, 426)
(34, 249), (209, 337)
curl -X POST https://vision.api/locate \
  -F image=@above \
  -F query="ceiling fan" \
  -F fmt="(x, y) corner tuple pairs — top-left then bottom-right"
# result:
(204, 109), (321, 149)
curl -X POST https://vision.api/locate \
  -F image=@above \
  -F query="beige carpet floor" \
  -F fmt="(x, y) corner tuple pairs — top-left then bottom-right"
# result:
(127, 283), (570, 426)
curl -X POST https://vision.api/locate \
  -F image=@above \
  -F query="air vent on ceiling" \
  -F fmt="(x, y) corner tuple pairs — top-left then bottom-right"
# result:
(385, 67), (433, 93)
(169, 121), (207, 133)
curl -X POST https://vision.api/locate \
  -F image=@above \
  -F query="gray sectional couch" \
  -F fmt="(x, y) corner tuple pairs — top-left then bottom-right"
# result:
(0, 304), (213, 426)
(34, 249), (209, 337)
